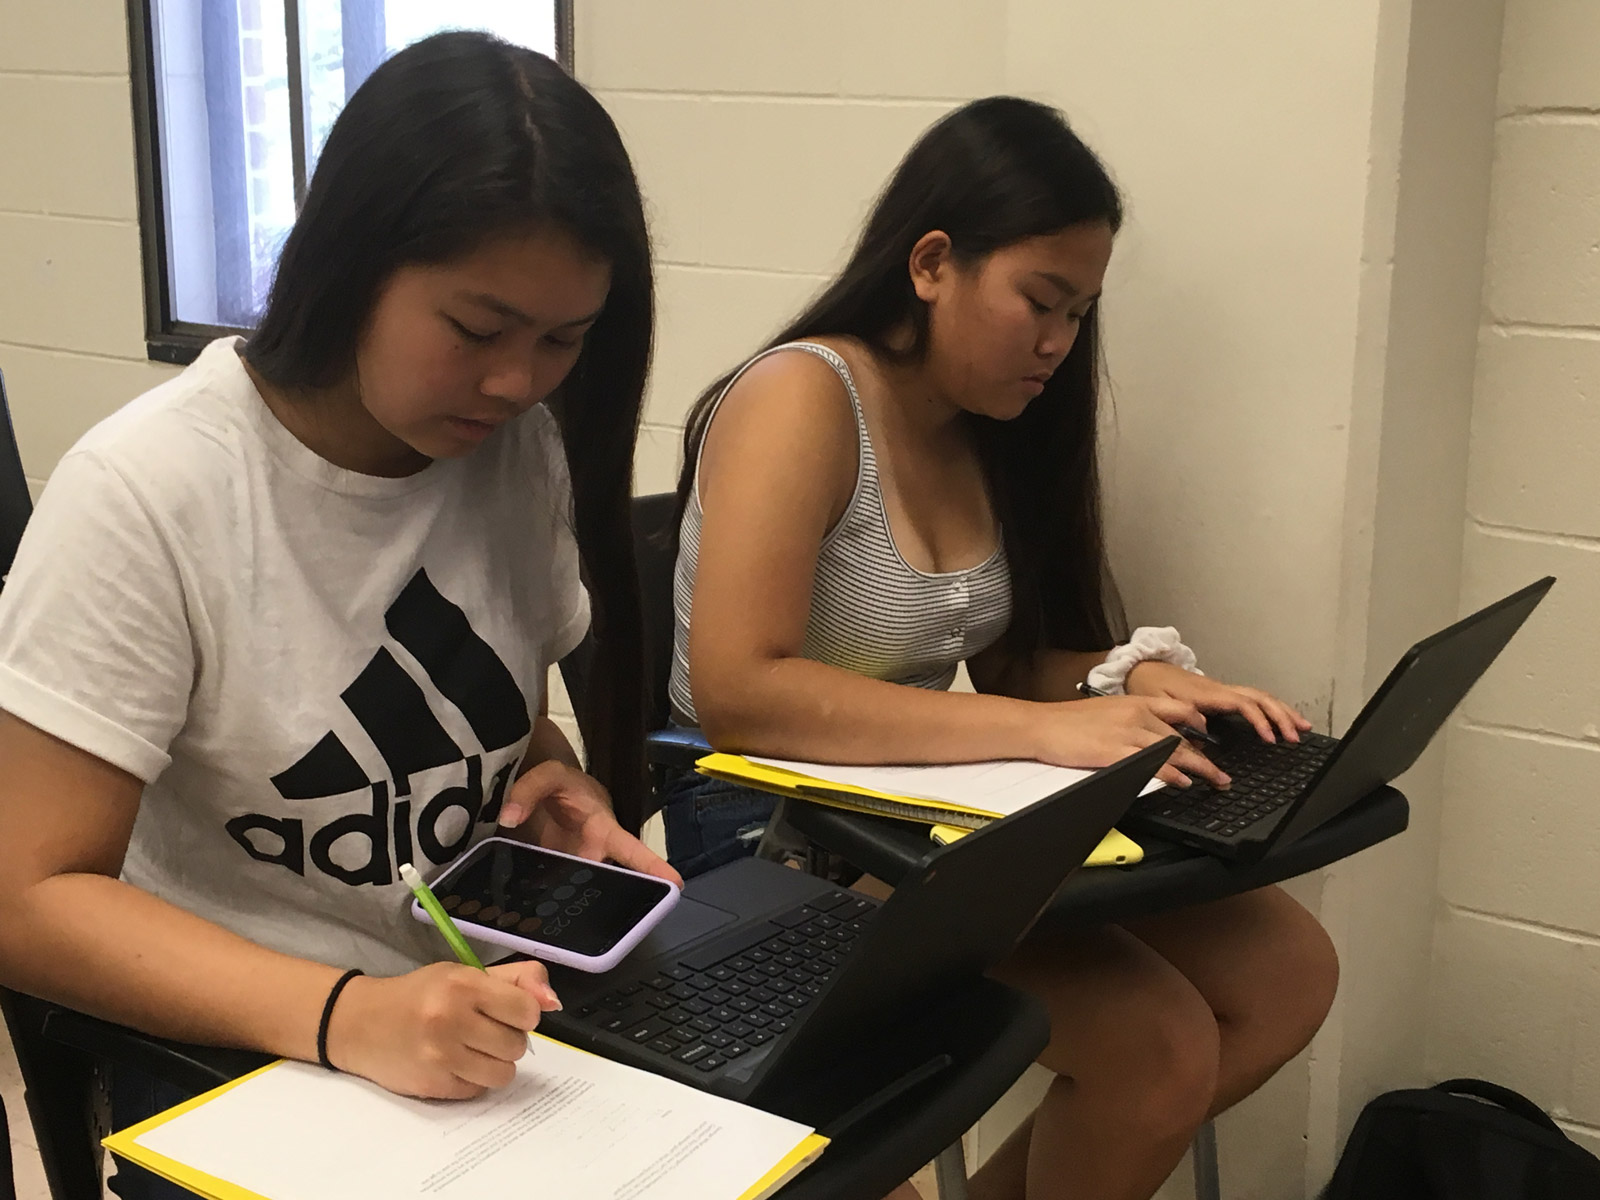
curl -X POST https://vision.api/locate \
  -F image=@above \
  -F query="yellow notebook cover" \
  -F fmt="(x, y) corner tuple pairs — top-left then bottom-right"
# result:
(696, 753), (1144, 867)
(929, 821), (1143, 865)
(103, 1063), (279, 1200)
(105, 1038), (827, 1200)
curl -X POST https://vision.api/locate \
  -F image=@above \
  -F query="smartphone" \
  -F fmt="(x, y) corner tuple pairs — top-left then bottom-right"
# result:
(412, 837), (679, 972)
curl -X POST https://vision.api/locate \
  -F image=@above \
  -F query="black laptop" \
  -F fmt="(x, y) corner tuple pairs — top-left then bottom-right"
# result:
(540, 737), (1174, 1119)
(1121, 577), (1555, 863)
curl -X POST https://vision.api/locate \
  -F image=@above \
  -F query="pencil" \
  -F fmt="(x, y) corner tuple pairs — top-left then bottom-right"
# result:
(398, 862), (537, 1055)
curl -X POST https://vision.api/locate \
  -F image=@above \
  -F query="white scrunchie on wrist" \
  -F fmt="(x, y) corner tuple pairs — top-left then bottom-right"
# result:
(1085, 626), (1203, 695)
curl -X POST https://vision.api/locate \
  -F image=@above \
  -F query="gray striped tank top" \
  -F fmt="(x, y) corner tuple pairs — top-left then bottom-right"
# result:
(669, 341), (1013, 724)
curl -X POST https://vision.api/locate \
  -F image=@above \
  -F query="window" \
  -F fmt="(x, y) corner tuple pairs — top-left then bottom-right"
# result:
(127, 0), (572, 364)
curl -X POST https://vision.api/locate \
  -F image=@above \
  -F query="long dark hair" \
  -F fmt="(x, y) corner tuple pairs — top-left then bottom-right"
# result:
(249, 32), (653, 829)
(679, 96), (1124, 656)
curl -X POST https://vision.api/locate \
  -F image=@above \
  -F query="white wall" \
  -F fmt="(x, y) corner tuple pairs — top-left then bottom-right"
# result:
(551, 1), (999, 755)
(7, 0), (1595, 1195)
(575, 2), (1000, 497)
(1425, 0), (1600, 1159)
(1317, 0), (1509, 1176)
(583, 5), (1438, 1195)
(1002, 7), (1412, 1193)
(0, 0), (178, 497)
(0, 1), (1422, 1195)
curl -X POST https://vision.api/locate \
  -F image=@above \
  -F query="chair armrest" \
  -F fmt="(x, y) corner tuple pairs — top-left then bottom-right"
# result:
(39, 1005), (271, 1094)
(783, 785), (1411, 927)
(781, 803), (936, 885)
(643, 726), (711, 772)
(770, 978), (1048, 1200)
(1036, 785), (1410, 929)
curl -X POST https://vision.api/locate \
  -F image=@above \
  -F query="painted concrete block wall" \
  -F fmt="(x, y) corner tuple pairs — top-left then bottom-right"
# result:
(1427, 0), (1600, 1157)
(1, 2), (1515, 1195)
(547, 2), (1000, 743)
(576, 1), (1000, 497)
(586, 5), (1422, 1197)
(0, 0), (179, 496)
(1000, 10), (1404, 1192)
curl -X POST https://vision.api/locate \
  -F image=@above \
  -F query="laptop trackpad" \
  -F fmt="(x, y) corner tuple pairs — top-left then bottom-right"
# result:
(631, 896), (740, 959)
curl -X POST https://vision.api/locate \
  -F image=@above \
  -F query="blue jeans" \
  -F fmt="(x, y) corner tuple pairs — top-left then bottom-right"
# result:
(659, 771), (778, 879)
(108, 1066), (200, 1200)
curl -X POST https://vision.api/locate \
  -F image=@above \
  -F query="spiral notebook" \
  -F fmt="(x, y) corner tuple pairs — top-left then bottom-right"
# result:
(104, 1035), (826, 1200)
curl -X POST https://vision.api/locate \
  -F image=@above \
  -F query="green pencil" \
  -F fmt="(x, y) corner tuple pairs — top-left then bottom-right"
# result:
(399, 862), (536, 1053)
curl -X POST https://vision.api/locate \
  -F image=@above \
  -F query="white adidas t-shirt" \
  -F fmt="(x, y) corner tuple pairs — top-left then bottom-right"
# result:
(0, 339), (589, 976)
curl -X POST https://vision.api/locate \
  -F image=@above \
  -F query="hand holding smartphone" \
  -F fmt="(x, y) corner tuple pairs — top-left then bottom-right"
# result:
(411, 837), (679, 972)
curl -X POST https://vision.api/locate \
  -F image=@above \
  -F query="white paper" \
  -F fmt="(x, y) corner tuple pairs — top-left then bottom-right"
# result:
(748, 756), (1162, 817)
(133, 1039), (817, 1200)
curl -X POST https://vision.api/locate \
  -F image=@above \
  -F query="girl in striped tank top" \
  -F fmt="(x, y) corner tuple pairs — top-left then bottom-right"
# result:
(666, 98), (1338, 1200)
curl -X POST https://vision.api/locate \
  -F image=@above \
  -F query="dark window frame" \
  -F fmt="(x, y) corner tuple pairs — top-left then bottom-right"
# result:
(125, 0), (575, 366)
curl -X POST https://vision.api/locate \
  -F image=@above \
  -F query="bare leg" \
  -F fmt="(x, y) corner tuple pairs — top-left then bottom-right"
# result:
(1122, 886), (1339, 1117)
(973, 923), (1221, 1200)
(859, 883), (1335, 1200)
(967, 1118), (1031, 1200)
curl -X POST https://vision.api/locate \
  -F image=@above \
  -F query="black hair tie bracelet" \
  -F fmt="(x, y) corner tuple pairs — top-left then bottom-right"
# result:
(316, 968), (365, 1071)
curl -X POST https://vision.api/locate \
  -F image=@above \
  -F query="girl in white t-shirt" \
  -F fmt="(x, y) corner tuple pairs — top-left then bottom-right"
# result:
(0, 32), (675, 1185)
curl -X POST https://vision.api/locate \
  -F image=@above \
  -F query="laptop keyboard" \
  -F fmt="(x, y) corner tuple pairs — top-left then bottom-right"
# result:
(568, 890), (878, 1074)
(1132, 731), (1339, 839)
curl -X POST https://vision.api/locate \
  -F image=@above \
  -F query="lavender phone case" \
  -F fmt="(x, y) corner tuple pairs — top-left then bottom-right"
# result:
(411, 836), (680, 973)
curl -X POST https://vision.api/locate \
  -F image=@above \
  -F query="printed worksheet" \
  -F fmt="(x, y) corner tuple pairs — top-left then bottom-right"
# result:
(117, 1039), (823, 1200)
(747, 756), (1161, 816)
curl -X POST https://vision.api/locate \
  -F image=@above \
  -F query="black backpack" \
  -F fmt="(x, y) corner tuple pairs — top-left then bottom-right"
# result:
(1326, 1079), (1600, 1199)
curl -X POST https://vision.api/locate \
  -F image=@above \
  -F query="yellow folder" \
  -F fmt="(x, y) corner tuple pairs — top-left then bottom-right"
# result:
(104, 1040), (828, 1200)
(696, 753), (1143, 867)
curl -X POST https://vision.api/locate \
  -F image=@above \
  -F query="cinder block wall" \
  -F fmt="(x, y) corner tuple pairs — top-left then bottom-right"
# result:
(575, 2), (994, 488)
(17, 0), (1600, 1192)
(1425, 0), (1600, 1157)
(547, 2), (996, 743)
(0, 0), (176, 494)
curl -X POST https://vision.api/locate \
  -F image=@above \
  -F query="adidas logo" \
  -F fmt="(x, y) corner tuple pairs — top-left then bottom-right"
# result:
(227, 570), (532, 886)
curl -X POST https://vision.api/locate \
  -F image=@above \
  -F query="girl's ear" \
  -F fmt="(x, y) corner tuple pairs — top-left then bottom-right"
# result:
(908, 230), (955, 304)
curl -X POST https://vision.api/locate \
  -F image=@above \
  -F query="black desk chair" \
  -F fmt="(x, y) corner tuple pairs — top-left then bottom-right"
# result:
(557, 490), (723, 779)
(1, 487), (1045, 1200)
(1, 365), (34, 1200)
(786, 782), (1410, 1200)
(0, 371), (280, 1198)
(6, 989), (1049, 1200)
(785, 785), (1410, 929)
(774, 978), (1047, 1200)
(4, 982), (1046, 1200)
(562, 491), (1058, 1198)
(0, 994), (271, 1200)
(0, 370), (28, 589)
(0, 368), (197, 1200)
(626, 475), (1411, 1199)
(601, 495), (858, 880)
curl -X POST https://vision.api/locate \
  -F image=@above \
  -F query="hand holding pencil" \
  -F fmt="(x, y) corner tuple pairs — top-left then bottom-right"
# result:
(316, 863), (562, 1100)
(400, 862), (557, 1056)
